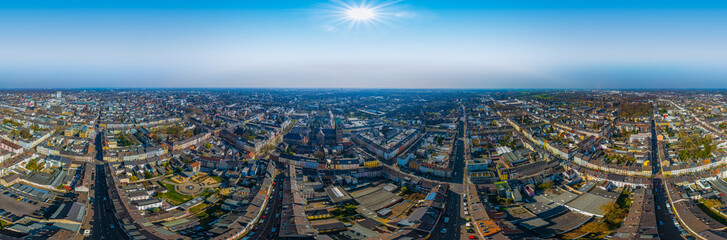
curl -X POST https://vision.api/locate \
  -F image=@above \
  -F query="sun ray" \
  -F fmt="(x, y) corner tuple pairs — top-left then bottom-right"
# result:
(319, 0), (405, 36)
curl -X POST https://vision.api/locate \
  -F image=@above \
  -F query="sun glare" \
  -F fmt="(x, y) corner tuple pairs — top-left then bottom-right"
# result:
(321, 0), (403, 35)
(346, 7), (376, 21)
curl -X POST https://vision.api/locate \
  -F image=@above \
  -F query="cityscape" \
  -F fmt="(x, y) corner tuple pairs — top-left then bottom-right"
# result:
(3, 0), (727, 240)
(0, 89), (726, 240)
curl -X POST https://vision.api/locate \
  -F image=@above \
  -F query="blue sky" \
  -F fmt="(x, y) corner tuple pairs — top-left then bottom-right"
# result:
(1, 0), (727, 89)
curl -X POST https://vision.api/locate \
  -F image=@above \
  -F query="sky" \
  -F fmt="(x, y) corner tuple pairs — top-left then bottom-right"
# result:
(1, 0), (727, 89)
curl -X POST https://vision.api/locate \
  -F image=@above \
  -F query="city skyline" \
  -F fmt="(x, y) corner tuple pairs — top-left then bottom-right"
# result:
(2, 0), (727, 88)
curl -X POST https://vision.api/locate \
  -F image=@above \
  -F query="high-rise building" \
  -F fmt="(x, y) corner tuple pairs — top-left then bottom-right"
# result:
(56, 91), (62, 99)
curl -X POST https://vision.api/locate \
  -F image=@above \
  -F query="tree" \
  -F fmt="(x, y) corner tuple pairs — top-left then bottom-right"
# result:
(537, 180), (554, 190)
(314, 150), (325, 160)
(150, 207), (160, 213)
(331, 203), (358, 217)
(20, 129), (32, 139)
(400, 187), (408, 193)
(26, 159), (38, 171)
(144, 171), (154, 179)
(703, 198), (724, 209)
(204, 143), (212, 149)
(581, 221), (609, 235)
(601, 202), (627, 226)
(130, 175), (139, 181)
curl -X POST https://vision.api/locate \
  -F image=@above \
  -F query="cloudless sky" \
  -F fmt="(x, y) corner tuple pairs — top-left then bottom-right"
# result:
(1, 0), (727, 89)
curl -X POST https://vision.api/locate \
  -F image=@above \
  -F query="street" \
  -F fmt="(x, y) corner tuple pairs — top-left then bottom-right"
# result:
(246, 163), (285, 240)
(89, 164), (128, 240)
(432, 111), (475, 240)
(651, 119), (683, 240)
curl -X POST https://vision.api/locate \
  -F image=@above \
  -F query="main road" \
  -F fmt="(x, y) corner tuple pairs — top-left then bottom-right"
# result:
(89, 163), (129, 240)
(87, 128), (128, 240)
(432, 106), (475, 240)
(650, 118), (683, 240)
(247, 163), (285, 240)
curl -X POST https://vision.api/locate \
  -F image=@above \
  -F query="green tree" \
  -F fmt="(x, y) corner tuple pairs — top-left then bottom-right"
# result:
(20, 129), (32, 139)
(537, 180), (554, 190)
(26, 159), (38, 171)
(703, 198), (724, 209)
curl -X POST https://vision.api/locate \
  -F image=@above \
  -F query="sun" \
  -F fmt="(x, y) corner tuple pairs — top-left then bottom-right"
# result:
(319, 0), (404, 35)
(346, 7), (376, 21)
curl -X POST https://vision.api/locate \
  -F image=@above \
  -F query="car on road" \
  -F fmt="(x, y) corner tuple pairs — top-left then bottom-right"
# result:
(441, 228), (447, 233)
(444, 217), (449, 223)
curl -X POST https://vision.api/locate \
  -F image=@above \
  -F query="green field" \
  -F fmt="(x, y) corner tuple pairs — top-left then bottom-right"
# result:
(157, 182), (193, 205)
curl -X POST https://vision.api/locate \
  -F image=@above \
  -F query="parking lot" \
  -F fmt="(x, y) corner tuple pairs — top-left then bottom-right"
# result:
(0, 191), (45, 221)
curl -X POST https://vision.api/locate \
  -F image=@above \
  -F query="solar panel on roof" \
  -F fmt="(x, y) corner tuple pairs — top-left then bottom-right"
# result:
(425, 192), (436, 201)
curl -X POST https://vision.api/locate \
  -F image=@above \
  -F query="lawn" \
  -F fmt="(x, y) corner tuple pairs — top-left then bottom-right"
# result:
(189, 203), (210, 214)
(210, 176), (223, 183)
(157, 182), (193, 205)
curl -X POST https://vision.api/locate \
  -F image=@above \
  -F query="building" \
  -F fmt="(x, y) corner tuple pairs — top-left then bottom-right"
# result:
(135, 198), (163, 211)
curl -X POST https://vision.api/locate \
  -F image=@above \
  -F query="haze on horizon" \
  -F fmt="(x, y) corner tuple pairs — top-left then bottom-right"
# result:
(1, 0), (727, 89)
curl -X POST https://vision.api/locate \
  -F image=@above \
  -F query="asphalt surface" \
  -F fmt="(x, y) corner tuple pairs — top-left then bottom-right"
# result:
(90, 163), (128, 240)
(246, 163), (284, 240)
(651, 119), (684, 240)
(432, 114), (476, 240)
(88, 129), (127, 240)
